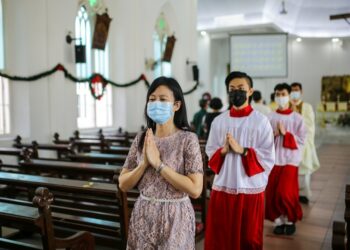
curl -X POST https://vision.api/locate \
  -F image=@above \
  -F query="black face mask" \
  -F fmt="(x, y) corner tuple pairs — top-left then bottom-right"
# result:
(229, 90), (247, 107)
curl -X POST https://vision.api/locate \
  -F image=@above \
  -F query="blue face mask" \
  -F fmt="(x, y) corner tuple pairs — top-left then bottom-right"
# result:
(290, 91), (301, 100)
(147, 101), (174, 124)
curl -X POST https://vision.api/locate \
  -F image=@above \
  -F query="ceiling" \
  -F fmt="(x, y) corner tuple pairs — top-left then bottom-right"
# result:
(197, 0), (350, 37)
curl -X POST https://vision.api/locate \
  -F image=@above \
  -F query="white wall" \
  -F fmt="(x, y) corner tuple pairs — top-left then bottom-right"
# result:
(201, 35), (350, 110)
(1, 0), (199, 144)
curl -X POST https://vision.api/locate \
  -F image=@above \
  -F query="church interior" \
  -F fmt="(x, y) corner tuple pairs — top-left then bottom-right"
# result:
(0, 0), (350, 249)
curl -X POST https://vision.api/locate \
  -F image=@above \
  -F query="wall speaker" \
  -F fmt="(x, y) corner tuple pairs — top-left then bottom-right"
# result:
(192, 65), (199, 81)
(75, 45), (86, 63)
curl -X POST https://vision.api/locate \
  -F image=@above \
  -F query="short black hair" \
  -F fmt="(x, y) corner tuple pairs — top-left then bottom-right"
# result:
(199, 99), (207, 108)
(270, 92), (275, 102)
(252, 90), (262, 102)
(225, 71), (253, 92)
(291, 82), (302, 90)
(209, 97), (223, 110)
(274, 83), (291, 94)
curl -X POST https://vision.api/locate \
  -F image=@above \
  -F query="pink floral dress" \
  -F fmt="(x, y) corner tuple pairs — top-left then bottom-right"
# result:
(123, 130), (203, 250)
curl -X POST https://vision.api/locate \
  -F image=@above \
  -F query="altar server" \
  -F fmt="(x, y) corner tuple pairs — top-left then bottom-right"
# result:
(205, 71), (275, 250)
(265, 83), (307, 235)
(290, 82), (320, 204)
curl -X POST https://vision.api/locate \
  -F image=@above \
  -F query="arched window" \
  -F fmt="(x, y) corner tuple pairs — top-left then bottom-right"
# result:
(0, 0), (10, 135)
(153, 12), (171, 78)
(75, 5), (112, 129)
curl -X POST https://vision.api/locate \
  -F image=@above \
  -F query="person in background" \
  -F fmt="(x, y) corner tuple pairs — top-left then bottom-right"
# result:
(269, 92), (278, 111)
(192, 99), (208, 138)
(119, 76), (203, 249)
(202, 92), (212, 103)
(252, 90), (271, 116)
(205, 71), (275, 250)
(204, 97), (223, 138)
(290, 82), (320, 204)
(265, 83), (306, 236)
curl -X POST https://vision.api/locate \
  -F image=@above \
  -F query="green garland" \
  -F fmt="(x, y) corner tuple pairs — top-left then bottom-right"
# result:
(0, 63), (199, 99)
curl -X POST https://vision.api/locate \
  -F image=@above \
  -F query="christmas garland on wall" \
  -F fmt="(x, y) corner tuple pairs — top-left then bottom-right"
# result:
(0, 63), (199, 99)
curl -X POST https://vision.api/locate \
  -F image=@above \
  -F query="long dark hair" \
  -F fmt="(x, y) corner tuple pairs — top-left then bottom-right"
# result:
(138, 76), (190, 152)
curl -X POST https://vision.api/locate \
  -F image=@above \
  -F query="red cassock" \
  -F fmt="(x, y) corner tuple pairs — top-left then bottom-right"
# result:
(265, 109), (306, 223)
(205, 105), (275, 250)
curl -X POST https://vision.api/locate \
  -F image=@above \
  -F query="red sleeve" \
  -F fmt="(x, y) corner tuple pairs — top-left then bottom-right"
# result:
(283, 132), (298, 149)
(208, 148), (225, 174)
(241, 148), (265, 177)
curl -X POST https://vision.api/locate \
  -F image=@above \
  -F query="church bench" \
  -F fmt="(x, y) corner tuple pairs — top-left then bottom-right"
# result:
(0, 159), (20, 171)
(71, 139), (111, 153)
(13, 137), (73, 160)
(0, 172), (127, 248)
(69, 152), (127, 165)
(73, 137), (132, 149)
(0, 147), (23, 156)
(18, 159), (122, 182)
(53, 131), (135, 152)
(61, 136), (130, 153)
(73, 130), (133, 147)
(92, 145), (130, 155)
(73, 129), (137, 140)
(0, 147), (34, 163)
(0, 187), (95, 250)
(332, 184), (350, 249)
(331, 221), (346, 249)
(53, 133), (72, 145)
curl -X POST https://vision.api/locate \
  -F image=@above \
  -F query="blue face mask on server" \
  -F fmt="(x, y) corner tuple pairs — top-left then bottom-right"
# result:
(147, 101), (174, 124)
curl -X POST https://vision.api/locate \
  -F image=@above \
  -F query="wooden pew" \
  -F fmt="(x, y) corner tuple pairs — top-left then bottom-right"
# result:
(0, 146), (33, 161)
(72, 138), (110, 153)
(74, 129), (138, 140)
(332, 221), (346, 250)
(332, 184), (350, 249)
(0, 171), (127, 248)
(18, 159), (122, 182)
(14, 136), (73, 160)
(100, 145), (130, 155)
(0, 187), (94, 250)
(53, 133), (72, 145)
(69, 152), (127, 165)
(53, 130), (136, 153)
(0, 148), (35, 173)
(0, 147), (23, 156)
(73, 131), (134, 147)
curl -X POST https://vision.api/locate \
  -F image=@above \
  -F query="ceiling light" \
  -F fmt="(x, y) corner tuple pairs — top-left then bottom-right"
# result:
(280, 1), (287, 15)
(332, 38), (340, 43)
(296, 37), (302, 42)
(200, 31), (207, 36)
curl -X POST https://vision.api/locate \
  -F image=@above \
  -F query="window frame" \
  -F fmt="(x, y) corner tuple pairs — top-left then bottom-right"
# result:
(0, 0), (11, 138)
(75, 5), (113, 130)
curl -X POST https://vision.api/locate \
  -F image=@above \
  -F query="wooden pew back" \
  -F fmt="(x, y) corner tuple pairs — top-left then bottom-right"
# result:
(0, 187), (95, 250)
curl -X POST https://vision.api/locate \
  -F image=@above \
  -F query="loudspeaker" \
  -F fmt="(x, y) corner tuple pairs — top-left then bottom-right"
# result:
(75, 45), (86, 63)
(192, 65), (199, 81)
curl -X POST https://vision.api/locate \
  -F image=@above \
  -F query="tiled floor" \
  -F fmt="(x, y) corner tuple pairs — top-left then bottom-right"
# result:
(197, 143), (350, 250)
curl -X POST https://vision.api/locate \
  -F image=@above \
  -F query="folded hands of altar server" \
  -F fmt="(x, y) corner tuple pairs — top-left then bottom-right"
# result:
(220, 133), (244, 156)
(144, 129), (161, 169)
(277, 122), (286, 136)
